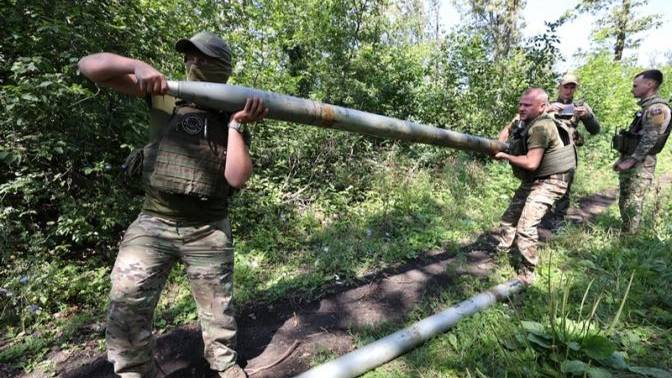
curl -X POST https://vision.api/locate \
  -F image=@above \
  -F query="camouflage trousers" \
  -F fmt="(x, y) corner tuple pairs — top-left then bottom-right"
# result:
(550, 169), (575, 221)
(619, 155), (657, 233)
(107, 213), (237, 378)
(495, 173), (570, 268)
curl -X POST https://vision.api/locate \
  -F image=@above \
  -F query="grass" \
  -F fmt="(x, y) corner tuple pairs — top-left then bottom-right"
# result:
(2, 145), (671, 376)
(350, 149), (672, 377)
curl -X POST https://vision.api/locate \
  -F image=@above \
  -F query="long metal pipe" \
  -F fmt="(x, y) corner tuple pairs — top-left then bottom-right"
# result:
(293, 279), (524, 378)
(167, 81), (508, 155)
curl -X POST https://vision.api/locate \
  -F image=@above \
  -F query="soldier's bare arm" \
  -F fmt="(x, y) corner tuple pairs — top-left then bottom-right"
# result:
(78, 53), (167, 97)
(495, 147), (544, 171)
(224, 97), (269, 188)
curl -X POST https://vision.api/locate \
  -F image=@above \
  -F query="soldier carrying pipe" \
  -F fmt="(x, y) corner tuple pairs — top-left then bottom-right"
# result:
(490, 88), (576, 285)
(79, 31), (267, 378)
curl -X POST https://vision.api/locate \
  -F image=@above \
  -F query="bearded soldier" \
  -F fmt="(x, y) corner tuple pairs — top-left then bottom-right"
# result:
(613, 69), (671, 234)
(546, 73), (600, 227)
(493, 88), (576, 284)
(79, 31), (267, 378)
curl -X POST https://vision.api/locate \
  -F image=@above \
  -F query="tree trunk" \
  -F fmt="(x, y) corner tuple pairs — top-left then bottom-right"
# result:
(614, 0), (630, 61)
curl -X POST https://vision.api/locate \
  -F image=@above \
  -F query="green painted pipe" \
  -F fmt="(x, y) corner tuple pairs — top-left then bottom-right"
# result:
(167, 81), (508, 155)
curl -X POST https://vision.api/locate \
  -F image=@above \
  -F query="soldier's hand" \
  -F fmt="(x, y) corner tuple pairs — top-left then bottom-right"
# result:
(574, 105), (588, 118)
(613, 158), (636, 172)
(134, 62), (167, 95)
(497, 127), (510, 143)
(494, 152), (509, 161)
(548, 102), (564, 113)
(612, 159), (620, 170)
(232, 97), (269, 124)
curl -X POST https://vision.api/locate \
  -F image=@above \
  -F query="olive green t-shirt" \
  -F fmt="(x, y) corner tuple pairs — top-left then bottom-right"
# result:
(140, 95), (247, 223)
(142, 188), (230, 223)
(526, 114), (563, 153)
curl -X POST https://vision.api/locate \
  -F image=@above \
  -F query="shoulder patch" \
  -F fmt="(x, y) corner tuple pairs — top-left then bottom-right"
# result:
(646, 105), (669, 127)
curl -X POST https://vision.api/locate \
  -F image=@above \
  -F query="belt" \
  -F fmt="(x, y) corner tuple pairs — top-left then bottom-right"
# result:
(536, 170), (574, 181)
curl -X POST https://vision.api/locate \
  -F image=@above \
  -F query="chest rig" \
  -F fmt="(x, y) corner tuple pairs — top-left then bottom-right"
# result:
(612, 97), (671, 156)
(508, 114), (576, 181)
(142, 102), (232, 200)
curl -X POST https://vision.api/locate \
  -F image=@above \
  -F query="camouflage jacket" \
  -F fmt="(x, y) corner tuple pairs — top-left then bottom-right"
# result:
(549, 98), (600, 135)
(628, 95), (672, 162)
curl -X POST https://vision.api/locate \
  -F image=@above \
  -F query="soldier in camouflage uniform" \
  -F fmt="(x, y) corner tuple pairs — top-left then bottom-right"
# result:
(546, 73), (600, 226)
(613, 69), (671, 234)
(494, 88), (576, 284)
(79, 31), (268, 378)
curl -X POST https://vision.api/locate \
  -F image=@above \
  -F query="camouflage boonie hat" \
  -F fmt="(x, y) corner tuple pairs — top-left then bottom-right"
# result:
(176, 31), (232, 65)
(559, 73), (579, 86)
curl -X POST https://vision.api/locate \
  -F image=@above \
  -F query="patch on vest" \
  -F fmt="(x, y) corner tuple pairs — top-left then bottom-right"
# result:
(180, 114), (205, 135)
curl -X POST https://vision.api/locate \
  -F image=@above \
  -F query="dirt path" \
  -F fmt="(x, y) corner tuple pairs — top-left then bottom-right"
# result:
(48, 248), (493, 378)
(19, 183), (627, 378)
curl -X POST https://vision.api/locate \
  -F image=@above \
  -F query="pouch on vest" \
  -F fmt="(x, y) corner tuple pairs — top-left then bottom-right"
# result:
(143, 105), (231, 200)
(507, 121), (526, 155)
(122, 148), (144, 178)
(612, 130), (639, 155)
(570, 100), (585, 146)
(613, 110), (642, 155)
(572, 128), (584, 147)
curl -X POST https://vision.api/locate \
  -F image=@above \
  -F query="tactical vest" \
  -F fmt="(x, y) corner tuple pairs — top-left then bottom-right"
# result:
(142, 101), (232, 200)
(508, 114), (577, 181)
(612, 97), (671, 155)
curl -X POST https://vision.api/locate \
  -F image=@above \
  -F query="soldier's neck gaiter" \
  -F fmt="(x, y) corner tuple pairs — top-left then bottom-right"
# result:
(186, 60), (231, 83)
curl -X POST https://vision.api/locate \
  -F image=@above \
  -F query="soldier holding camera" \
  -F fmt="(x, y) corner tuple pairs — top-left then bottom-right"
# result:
(546, 73), (600, 227)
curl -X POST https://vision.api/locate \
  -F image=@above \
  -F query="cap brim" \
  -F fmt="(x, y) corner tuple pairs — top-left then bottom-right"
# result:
(175, 38), (219, 58)
(560, 81), (578, 86)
